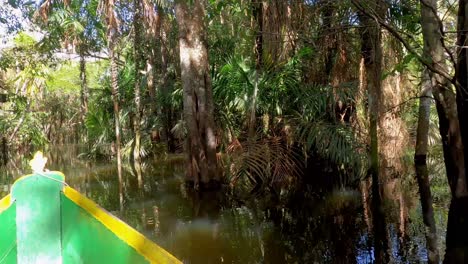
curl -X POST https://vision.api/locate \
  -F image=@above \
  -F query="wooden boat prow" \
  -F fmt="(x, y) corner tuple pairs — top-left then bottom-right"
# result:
(0, 171), (182, 264)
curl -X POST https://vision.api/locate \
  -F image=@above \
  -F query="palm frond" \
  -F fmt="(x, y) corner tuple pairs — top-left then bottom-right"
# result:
(297, 120), (367, 179)
(228, 137), (303, 188)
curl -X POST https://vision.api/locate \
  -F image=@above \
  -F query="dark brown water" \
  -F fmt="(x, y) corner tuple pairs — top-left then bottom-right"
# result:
(0, 145), (451, 263)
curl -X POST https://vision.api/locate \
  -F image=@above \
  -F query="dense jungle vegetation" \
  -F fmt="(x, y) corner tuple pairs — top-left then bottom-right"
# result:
(1, 0), (468, 262)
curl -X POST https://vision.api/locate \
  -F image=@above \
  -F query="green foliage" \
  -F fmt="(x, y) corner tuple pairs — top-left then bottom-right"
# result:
(213, 50), (366, 186)
(86, 102), (113, 145)
(291, 82), (366, 180)
(13, 32), (36, 47)
(85, 78), (114, 157)
(46, 60), (107, 94)
(227, 137), (302, 189)
(46, 62), (81, 93)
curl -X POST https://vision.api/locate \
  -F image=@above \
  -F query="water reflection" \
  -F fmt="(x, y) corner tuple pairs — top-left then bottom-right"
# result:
(415, 163), (439, 263)
(0, 145), (452, 263)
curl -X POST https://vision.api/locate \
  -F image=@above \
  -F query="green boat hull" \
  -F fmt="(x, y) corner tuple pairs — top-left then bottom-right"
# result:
(0, 172), (181, 264)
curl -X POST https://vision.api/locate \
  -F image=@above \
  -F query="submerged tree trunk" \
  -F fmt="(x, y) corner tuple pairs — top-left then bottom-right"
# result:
(357, 2), (388, 261)
(455, 0), (468, 192)
(416, 163), (440, 263)
(371, 174), (389, 263)
(133, 0), (143, 168)
(110, 47), (123, 177)
(445, 1), (468, 262)
(106, 0), (123, 201)
(175, 0), (219, 189)
(415, 71), (440, 263)
(414, 68), (439, 264)
(414, 3), (441, 263)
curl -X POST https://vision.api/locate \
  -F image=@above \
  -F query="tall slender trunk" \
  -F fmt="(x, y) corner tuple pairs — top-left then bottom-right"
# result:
(415, 73), (439, 264)
(249, 0), (263, 139)
(415, 69), (432, 163)
(444, 1), (468, 262)
(415, 13), (439, 262)
(79, 47), (88, 116)
(79, 47), (88, 143)
(455, 0), (468, 193)
(416, 5), (440, 258)
(175, 0), (219, 189)
(108, 32), (123, 202)
(133, 0), (142, 166)
(419, 0), (466, 197)
(357, 2), (387, 262)
(1, 137), (7, 166)
(414, 68), (440, 264)
(370, 168), (389, 263)
(416, 162), (440, 263)
(357, 0), (383, 180)
(321, 1), (337, 84)
(159, 13), (176, 153)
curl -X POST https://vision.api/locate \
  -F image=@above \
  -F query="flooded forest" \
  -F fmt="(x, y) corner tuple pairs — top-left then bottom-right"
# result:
(1, 0), (468, 263)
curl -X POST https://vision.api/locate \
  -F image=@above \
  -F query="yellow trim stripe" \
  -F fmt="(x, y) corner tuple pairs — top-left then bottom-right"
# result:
(63, 186), (181, 264)
(0, 194), (12, 214)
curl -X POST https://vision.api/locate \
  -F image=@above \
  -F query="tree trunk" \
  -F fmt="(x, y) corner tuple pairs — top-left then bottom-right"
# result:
(416, 162), (440, 263)
(79, 47), (88, 118)
(1, 136), (7, 166)
(415, 70), (440, 263)
(249, 0), (263, 139)
(133, 0), (143, 166)
(108, 31), (123, 199)
(159, 13), (176, 153)
(419, 0), (466, 198)
(444, 196), (468, 264)
(358, 0), (389, 263)
(379, 35), (407, 175)
(416, 6), (441, 260)
(175, 0), (219, 189)
(455, 0), (468, 194)
(370, 165), (389, 263)
(321, 1), (337, 84)
(415, 69), (432, 163)
(357, 0), (383, 180)
(414, 68), (440, 264)
(444, 1), (468, 262)
(357, 3), (388, 261)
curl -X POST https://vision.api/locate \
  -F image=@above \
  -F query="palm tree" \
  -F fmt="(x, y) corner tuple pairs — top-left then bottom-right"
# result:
(132, 0), (142, 167)
(99, 0), (124, 198)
